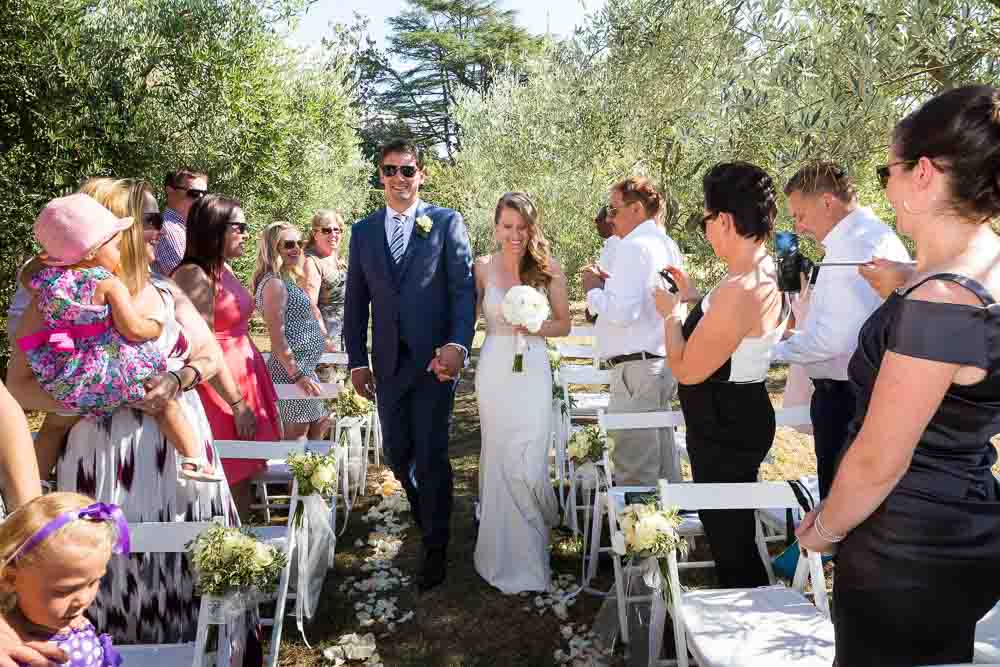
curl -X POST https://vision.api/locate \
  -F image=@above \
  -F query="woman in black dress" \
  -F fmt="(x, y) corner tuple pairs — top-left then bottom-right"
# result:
(797, 84), (1000, 666)
(654, 162), (788, 588)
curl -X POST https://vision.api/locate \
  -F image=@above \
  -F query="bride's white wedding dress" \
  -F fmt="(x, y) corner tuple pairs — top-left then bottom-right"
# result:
(474, 257), (560, 593)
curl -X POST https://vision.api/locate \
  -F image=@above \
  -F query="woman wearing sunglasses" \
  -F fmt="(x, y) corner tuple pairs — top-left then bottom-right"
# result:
(173, 194), (282, 517)
(253, 221), (330, 440)
(652, 161), (789, 589)
(795, 85), (1000, 666)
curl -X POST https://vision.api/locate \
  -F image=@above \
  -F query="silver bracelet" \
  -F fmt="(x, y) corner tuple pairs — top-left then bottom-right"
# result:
(814, 510), (846, 543)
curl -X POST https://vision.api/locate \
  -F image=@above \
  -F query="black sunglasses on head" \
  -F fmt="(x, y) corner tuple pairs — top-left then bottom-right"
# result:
(381, 164), (419, 178)
(143, 212), (163, 231)
(281, 240), (305, 250)
(227, 222), (248, 234)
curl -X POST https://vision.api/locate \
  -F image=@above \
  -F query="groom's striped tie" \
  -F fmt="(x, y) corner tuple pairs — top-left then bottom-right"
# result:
(390, 213), (405, 264)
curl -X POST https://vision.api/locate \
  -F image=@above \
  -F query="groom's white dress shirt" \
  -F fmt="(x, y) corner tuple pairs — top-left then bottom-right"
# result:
(772, 206), (910, 381)
(384, 199), (420, 252)
(587, 219), (683, 360)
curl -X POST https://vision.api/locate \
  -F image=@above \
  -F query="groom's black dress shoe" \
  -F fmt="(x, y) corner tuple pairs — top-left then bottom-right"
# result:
(417, 548), (447, 592)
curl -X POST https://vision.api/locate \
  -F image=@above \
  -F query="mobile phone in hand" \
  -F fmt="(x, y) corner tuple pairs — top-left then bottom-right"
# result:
(658, 269), (678, 294)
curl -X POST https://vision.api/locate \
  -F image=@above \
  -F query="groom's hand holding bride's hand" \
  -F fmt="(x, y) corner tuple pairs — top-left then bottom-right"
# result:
(351, 368), (377, 400)
(430, 345), (464, 383)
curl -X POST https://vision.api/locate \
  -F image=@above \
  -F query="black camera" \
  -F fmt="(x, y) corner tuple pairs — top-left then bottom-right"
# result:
(774, 232), (815, 293)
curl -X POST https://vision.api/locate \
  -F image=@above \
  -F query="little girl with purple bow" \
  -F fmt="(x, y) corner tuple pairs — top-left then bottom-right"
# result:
(0, 492), (129, 666)
(18, 193), (221, 484)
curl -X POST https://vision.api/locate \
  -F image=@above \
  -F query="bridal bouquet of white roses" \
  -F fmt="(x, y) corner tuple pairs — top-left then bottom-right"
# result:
(501, 285), (550, 372)
(612, 501), (687, 601)
(188, 525), (287, 598)
(566, 424), (613, 466)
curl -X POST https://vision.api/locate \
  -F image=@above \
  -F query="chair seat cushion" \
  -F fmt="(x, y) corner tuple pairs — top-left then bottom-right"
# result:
(975, 603), (1000, 663)
(570, 392), (609, 414)
(681, 585), (835, 667)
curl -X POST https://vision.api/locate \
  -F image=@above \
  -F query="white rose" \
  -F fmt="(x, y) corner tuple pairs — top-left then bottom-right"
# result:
(219, 531), (244, 559)
(310, 462), (336, 490)
(252, 541), (274, 568)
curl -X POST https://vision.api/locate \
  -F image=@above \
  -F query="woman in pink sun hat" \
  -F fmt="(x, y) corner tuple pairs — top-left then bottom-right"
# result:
(18, 193), (223, 484)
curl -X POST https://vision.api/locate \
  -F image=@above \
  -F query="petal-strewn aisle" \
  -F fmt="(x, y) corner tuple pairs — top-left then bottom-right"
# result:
(278, 355), (622, 666)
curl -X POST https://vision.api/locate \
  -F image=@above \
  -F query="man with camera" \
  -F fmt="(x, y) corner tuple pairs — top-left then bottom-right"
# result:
(773, 162), (909, 499)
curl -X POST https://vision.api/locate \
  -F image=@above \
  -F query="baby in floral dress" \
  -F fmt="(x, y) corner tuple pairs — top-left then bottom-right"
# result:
(18, 194), (221, 483)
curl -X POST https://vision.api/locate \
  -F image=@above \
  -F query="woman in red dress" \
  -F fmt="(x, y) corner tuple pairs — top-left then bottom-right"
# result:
(172, 194), (281, 517)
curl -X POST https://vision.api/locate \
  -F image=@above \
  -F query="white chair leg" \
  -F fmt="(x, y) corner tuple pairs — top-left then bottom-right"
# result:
(192, 597), (211, 667)
(755, 511), (776, 585)
(267, 494), (296, 667)
(612, 554), (629, 644)
(586, 492), (605, 584)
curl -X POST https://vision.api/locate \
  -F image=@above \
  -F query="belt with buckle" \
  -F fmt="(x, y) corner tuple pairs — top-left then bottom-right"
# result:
(606, 352), (663, 368)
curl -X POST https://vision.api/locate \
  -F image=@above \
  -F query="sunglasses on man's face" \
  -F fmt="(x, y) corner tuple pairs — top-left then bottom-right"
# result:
(381, 165), (419, 178)
(227, 222), (249, 234)
(143, 212), (163, 231)
(281, 240), (305, 250)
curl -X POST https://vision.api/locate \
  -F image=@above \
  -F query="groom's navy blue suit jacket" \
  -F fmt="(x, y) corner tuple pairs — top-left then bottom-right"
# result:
(343, 202), (475, 389)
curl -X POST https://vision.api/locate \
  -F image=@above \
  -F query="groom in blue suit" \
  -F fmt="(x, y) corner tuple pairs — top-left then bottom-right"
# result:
(343, 139), (476, 591)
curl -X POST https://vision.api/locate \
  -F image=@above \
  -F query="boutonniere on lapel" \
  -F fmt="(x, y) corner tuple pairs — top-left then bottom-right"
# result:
(415, 215), (433, 239)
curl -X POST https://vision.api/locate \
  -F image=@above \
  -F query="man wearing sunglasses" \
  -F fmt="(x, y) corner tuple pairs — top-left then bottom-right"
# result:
(344, 139), (475, 593)
(152, 168), (209, 276)
(773, 161), (909, 499)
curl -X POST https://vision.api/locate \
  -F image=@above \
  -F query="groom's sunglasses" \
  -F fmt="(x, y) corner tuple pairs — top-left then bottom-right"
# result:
(381, 164), (419, 178)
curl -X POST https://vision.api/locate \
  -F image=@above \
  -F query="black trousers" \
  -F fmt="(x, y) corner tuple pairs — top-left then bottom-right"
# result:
(810, 378), (856, 499)
(680, 381), (773, 589)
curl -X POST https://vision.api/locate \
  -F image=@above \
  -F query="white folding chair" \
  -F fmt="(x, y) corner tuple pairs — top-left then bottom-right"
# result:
(556, 324), (600, 369)
(115, 520), (225, 666)
(561, 364), (612, 419)
(597, 409), (711, 645)
(975, 603), (1000, 663)
(658, 480), (833, 667)
(215, 441), (310, 667)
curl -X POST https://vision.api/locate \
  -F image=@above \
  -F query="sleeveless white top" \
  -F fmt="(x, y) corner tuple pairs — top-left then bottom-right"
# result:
(702, 289), (789, 383)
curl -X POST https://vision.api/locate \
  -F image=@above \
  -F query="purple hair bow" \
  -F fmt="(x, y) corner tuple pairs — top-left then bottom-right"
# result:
(7, 502), (130, 565)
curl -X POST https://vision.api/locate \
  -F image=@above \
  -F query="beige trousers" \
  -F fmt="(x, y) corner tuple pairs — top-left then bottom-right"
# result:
(608, 358), (679, 485)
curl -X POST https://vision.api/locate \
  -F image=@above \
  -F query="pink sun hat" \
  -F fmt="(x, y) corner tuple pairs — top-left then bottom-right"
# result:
(34, 193), (134, 266)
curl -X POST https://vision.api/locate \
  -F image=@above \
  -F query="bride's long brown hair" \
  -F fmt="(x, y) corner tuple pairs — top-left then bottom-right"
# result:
(494, 192), (553, 289)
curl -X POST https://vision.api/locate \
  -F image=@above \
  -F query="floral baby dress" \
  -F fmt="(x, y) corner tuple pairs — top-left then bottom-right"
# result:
(20, 266), (165, 417)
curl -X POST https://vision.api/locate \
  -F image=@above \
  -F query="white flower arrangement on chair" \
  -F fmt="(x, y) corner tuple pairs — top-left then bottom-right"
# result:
(188, 525), (287, 600)
(612, 501), (688, 601)
(566, 424), (613, 466)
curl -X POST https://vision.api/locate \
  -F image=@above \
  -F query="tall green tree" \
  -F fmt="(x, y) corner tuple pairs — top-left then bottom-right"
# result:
(370, 0), (545, 161)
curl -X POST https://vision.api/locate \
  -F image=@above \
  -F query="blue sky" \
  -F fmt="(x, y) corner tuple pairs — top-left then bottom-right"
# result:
(287, 0), (597, 48)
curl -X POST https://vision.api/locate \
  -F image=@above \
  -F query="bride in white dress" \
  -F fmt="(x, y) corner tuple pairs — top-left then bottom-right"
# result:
(474, 192), (571, 593)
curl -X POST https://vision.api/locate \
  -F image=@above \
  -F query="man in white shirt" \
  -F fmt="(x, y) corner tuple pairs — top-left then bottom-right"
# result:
(582, 177), (684, 485)
(773, 161), (910, 498)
